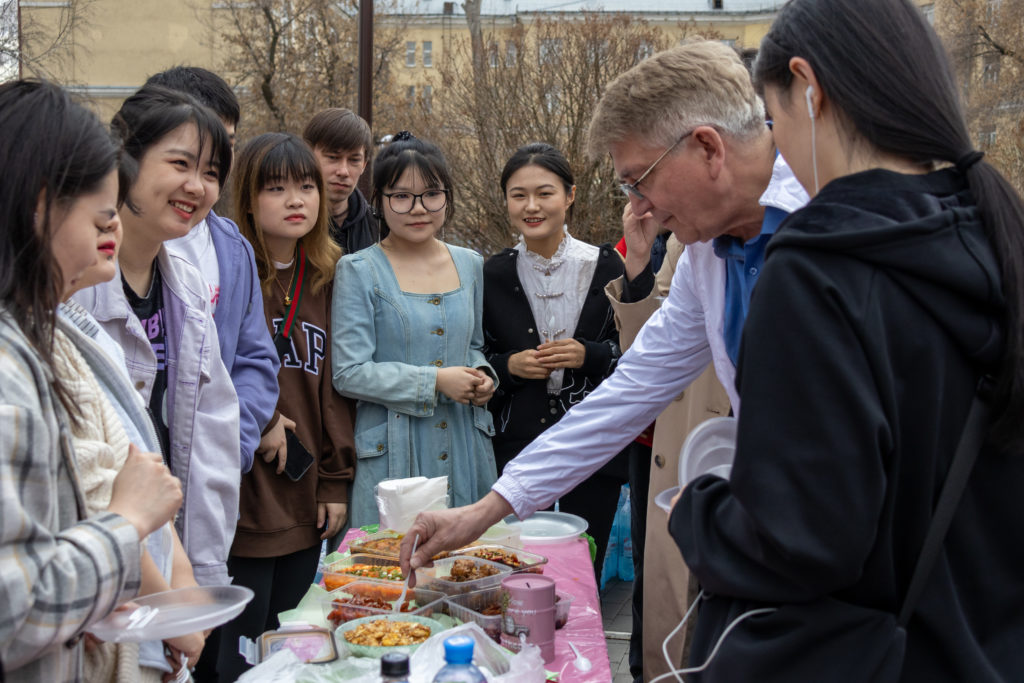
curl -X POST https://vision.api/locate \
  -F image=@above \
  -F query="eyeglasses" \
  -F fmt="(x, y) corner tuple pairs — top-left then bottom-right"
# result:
(383, 189), (450, 214)
(619, 130), (694, 201)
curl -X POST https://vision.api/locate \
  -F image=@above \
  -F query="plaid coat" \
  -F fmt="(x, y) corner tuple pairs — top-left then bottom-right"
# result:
(0, 311), (141, 682)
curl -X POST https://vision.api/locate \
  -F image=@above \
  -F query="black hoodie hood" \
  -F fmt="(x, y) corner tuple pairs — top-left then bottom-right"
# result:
(768, 167), (1004, 367)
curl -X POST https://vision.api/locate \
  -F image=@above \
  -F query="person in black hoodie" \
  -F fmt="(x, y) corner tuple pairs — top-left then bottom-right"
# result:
(483, 143), (627, 573)
(303, 108), (376, 254)
(669, 0), (1024, 681)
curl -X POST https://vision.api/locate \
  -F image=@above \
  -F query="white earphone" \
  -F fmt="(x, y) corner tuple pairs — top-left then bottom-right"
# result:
(805, 85), (816, 119)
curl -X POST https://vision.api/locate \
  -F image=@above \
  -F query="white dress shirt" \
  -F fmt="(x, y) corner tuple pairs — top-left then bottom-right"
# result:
(515, 228), (598, 393)
(493, 156), (808, 518)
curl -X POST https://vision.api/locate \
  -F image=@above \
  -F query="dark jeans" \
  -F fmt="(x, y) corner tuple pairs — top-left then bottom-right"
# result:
(628, 442), (652, 682)
(204, 544), (322, 682)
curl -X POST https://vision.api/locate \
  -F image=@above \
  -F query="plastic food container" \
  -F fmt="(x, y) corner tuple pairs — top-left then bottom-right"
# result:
(477, 521), (523, 549)
(415, 556), (512, 595)
(554, 590), (574, 629)
(444, 587), (506, 642)
(336, 614), (444, 657)
(445, 544), (547, 574)
(239, 625), (338, 665)
(321, 554), (403, 591)
(346, 530), (404, 558)
(322, 579), (446, 628)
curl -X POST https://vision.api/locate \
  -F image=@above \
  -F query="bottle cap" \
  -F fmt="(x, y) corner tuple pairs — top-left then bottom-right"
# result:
(381, 651), (410, 676)
(443, 635), (475, 664)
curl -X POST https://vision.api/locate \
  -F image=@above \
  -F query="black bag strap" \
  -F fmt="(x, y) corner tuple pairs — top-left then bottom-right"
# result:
(897, 376), (994, 627)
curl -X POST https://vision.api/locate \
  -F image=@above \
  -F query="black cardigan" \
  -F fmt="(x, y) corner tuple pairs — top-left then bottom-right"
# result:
(483, 243), (623, 466)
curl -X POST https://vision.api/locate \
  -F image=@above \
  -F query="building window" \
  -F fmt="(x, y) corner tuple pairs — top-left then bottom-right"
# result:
(423, 85), (433, 113)
(406, 42), (416, 67)
(636, 41), (654, 63)
(407, 85), (416, 107)
(543, 87), (560, 114)
(423, 41), (433, 68)
(982, 53), (1000, 83)
(489, 41), (499, 68)
(539, 38), (562, 66)
(978, 124), (996, 149)
(712, 0), (723, 8)
(506, 41), (519, 66)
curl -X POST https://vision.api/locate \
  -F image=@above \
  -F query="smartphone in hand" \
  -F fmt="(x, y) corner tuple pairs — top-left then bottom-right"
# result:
(283, 430), (314, 482)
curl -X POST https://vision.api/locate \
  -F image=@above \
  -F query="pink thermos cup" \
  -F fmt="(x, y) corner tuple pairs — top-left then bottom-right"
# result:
(499, 574), (556, 663)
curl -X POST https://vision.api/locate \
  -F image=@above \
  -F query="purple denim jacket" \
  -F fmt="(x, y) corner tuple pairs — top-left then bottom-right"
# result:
(73, 247), (240, 587)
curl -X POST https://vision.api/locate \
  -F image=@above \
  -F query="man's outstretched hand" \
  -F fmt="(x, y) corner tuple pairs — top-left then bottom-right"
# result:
(399, 492), (515, 586)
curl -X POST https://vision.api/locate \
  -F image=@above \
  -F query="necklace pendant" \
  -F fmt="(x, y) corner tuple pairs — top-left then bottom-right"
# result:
(284, 295), (291, 306)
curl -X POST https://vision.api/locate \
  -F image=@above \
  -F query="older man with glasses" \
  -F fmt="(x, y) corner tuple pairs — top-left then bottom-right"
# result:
(401, 40), (807, 679)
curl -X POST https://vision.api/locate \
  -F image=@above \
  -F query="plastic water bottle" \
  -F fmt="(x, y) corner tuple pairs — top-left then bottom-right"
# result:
(381, 652), (410, 682)
(431, 635), (486, 683)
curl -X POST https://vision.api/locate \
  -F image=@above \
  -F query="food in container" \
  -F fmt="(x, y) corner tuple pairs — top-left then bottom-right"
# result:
(554, 591), (574, 629)
(321, 553), (403, 591)
(322, 580), (445, 628)
(335, 614), (444, 657)
(439, 544), (547, 574)
(344, 619), (431, 646)
(444, 587), (507, 642)
(415, 556), (512, 595)
(347, 530), (405, 558)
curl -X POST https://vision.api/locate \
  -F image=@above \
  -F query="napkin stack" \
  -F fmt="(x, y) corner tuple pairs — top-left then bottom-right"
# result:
(375, 476), (448, 533)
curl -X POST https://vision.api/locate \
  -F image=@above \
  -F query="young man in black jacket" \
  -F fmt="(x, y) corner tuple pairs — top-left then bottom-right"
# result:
(303, 108), (376, 254)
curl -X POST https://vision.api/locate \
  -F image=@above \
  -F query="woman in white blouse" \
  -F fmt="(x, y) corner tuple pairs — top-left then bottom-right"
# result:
(482, 142), (627, 570)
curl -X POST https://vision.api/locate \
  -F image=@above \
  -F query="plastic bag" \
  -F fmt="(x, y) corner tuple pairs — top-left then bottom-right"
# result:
(411, 622), (545, 682)
(617, 485), (634, 582)
(600, 484), (633, 589)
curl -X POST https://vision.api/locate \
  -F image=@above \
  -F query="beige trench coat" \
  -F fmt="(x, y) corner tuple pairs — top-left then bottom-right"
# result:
(606, 236), (731, 681)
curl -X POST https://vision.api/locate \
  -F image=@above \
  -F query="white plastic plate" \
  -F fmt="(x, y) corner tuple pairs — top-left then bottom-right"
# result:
(502, 511), (588, 545)
(655, 486), (680, 514)
(679, 416), (737, 486)
(88, 585), (255, 643)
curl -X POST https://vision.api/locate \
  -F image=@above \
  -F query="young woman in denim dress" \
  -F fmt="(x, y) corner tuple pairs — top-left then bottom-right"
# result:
(331, 132), (498, 528)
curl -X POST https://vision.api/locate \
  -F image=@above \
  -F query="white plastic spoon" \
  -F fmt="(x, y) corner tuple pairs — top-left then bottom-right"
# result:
(569, 641), (593, 672)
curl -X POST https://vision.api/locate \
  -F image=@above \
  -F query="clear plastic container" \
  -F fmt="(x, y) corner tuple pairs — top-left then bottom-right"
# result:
(321, 553), (404, 591)
(347, 530), (405, 558)
(476, 521), (522, 549)
(415, 557), (512, 596)
(443, 544), (547, 574)
(444, 587), (506, 642)
(322, 579), (446, 629)
(431, 635), (487, 682)
(554, 590), (574, 629)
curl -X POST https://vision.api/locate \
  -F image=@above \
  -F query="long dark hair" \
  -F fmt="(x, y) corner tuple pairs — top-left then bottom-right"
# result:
(0, 80), (120, 418)
(371, 132), (455, 240)
(233, 133), (339, 295)
(754, 0), (1024, 449)
(500, 142), (576, 222)
(112, 83), (233, 217)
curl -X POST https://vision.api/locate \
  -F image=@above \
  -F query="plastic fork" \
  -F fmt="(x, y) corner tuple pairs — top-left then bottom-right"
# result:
(174, 652), (191, 682)
(392, 533), (419, 612)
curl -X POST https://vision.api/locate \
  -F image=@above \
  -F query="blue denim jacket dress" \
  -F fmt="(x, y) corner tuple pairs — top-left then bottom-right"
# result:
(332, 243), (498, 528)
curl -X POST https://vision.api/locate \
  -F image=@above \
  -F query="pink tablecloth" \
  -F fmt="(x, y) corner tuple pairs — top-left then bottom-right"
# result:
(340, 530), (612, 683)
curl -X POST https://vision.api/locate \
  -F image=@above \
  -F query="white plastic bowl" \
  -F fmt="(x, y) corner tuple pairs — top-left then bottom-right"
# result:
(679, 416), (737, 486)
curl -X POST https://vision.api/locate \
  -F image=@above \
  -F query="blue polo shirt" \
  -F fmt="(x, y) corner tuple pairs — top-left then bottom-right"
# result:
(713, 205), (789, 366)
